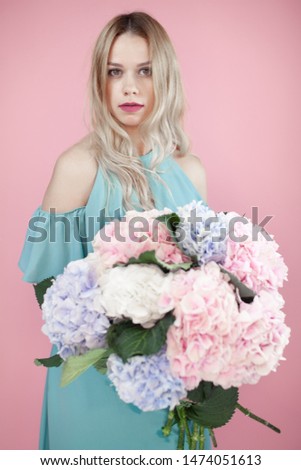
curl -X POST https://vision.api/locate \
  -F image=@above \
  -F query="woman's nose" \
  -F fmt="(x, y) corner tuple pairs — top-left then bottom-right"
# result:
(122, 73), (139, 95)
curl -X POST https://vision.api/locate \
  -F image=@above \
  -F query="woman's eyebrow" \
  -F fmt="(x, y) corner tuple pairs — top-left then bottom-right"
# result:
(107, 61), (151, 67)
(138, 61), (151, 66)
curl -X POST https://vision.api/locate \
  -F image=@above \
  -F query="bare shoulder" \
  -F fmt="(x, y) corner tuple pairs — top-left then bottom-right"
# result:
(41, 134), (99, 212)
(172, 151), (207, 203)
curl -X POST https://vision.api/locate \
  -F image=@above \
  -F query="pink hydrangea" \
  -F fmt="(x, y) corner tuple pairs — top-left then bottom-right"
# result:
(218, 289), (291, 388)
(222, 212), (288, 293)
(166, 262), (290, 390)
(92, 208), (189, 271)
(166, 262), (241, 390)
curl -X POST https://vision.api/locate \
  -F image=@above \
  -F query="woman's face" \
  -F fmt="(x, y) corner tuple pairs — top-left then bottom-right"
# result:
(106, 33), (154, 137)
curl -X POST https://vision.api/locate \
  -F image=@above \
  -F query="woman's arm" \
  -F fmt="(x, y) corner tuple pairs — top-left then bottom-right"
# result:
(41, 136), (98, 213)
(173, 153), (208, 203)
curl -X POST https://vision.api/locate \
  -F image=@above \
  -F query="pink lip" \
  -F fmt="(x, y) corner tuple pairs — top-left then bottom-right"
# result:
(119, 103), (144, 113)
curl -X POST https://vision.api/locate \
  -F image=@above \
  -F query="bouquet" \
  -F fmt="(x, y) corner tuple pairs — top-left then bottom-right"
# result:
(34, 200), (290, 449)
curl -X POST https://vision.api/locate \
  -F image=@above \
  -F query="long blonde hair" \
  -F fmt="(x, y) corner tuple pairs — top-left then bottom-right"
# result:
(88, 11), (190, 210)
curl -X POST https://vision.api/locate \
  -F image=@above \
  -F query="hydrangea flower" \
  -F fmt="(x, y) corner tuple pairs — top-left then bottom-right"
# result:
(96, 264), (175, 328)
(107, 349), (187, 411)
(42, 256), (110, 359)
(92, 208), (189, 275)
(166, 262), (290, 390)
(166, 262), (240, 390)
(218, 289), (291, 388)
(176, 200), (228, 265)
(222, 211), (288, 293)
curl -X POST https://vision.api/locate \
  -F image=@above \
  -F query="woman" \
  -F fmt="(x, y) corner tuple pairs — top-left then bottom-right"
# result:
(19, 12), (209, 450)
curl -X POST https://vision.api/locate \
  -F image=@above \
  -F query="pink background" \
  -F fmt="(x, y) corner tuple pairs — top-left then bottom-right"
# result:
(1, 0), (300, 450)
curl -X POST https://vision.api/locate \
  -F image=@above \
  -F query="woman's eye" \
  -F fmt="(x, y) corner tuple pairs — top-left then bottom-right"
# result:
(139, 67), (152, 76)
(108, 69), (122, 77)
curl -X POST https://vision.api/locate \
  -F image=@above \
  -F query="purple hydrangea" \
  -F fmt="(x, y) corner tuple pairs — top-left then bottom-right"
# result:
(176, 200), (228, 265)
(107, 348), (187, 411)
(41, 258), (110, 360)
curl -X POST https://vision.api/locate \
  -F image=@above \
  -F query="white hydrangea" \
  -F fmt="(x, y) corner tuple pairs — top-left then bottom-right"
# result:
(95, 264), (175, 328)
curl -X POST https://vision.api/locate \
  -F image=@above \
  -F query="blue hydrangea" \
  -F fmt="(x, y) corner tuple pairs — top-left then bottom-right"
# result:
(41, 258), (110, 360)
(176, 200), (228, 265)
(107, 349), (187, 411)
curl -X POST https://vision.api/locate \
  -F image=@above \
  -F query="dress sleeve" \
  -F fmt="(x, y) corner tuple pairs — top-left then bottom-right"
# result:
(18, 206), (89, 283)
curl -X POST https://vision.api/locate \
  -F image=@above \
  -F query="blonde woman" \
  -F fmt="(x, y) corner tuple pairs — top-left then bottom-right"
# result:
(19, 12), (209, 450)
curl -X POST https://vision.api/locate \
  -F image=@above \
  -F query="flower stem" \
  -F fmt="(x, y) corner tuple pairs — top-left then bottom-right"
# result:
(198, 425), (205, 450)
(209, 428), (218, 448)
(177, 407), (191, 449)
(177, 414), (185, 450)
(162, 410), (174, 437)
(236, 403), (281, 433)
(190, 422), (199, 450)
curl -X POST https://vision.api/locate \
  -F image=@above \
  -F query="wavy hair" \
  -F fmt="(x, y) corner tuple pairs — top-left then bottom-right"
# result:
(88, 11), (190, 210)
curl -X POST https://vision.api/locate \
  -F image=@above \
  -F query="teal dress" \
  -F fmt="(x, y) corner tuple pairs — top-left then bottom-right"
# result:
(18, 152), (210, 450)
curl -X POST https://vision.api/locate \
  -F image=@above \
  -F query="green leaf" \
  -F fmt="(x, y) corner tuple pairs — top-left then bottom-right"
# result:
(61, 348), (109, 387)
(93, 349), (113, 374)
(185, 381), (239, 428)
(187, 380), (214, 402)
(126, 250), (161, 265)
(123, 250), (192, 272)
(33, 277), (55, 308)
(156, 212), (181, 238)
(34, 354), (63, 368)
(155, 213), (196, 267)
(107, 313), (175, 361)
(220, 267), (256, 303)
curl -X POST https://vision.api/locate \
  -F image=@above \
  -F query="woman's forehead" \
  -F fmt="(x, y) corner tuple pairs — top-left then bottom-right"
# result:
(108, 33), (150, 64)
